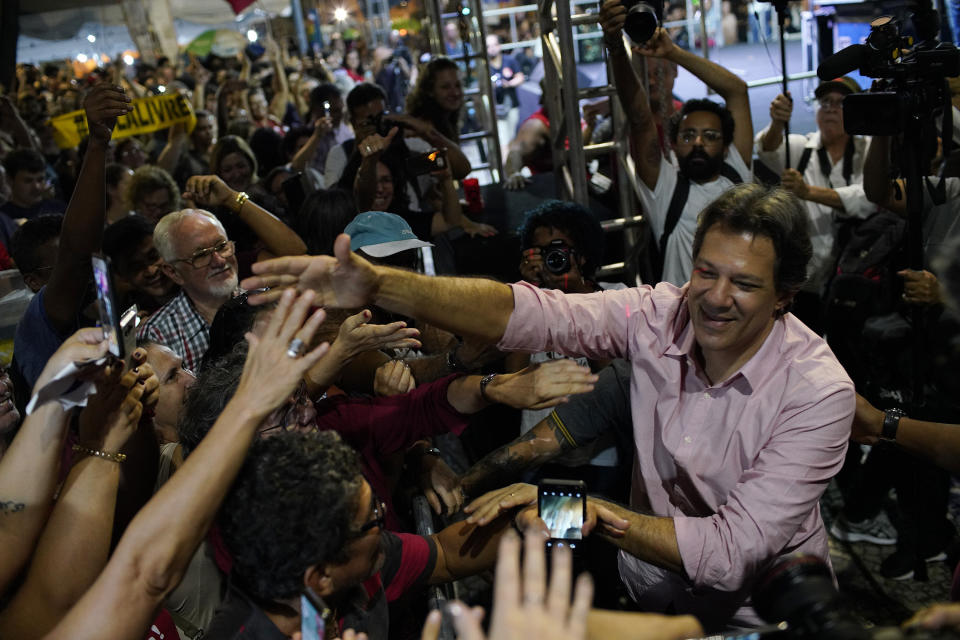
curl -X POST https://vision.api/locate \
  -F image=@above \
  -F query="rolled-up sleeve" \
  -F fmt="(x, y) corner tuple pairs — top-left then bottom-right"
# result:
(834, 183), (875, 219)
(754, 127), (809, 175)
(673, 381), (854, 591)
(499, 282), (668, 362)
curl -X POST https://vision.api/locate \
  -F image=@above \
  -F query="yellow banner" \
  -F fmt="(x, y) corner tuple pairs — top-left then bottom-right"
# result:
(48, 93), (196, 150)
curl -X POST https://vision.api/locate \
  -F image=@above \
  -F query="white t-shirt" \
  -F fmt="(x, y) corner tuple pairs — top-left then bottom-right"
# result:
(637, 147), (752, 286)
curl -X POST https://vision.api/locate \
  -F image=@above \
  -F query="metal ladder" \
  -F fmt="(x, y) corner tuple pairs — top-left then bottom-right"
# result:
(423, 0), (505, 183)
(537, 0), (647, 285)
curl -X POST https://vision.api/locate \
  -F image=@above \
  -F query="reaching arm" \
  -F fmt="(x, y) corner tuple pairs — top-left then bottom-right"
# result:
(599, 0), (660, 189)
(0, 362), (154, 639)
(504, 118), (550, 189)
(587, 497), (683, 573)
(155, 121), (188, 175)
(182, 175), (306, 256)
(289, 117), (333, 171)
(853, 393), (960, 476)
(44, 291), (330, 640)
(429, 514), (513, 584)
(863, 135), (903, 212)
(44, 83), (132, 334)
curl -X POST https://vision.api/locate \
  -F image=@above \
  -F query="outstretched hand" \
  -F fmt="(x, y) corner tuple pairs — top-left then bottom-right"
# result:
(634, 27), (677, 58)
(242, 234), (380, 309)
(485, 359), (599, 410)
(235, 289), (331, 413)
(335, 309), (421, 361)
(358, 127), (399, 159)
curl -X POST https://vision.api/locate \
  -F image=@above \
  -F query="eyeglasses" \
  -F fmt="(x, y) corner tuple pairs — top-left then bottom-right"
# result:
(259, 380), (311, 435)
(818, 98), (844, 110)
(677, 129), (723, 145)
(356, 492), (387, 535)
(173, 239), (235, 270)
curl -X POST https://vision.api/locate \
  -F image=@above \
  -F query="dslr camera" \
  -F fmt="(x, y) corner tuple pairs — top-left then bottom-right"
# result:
(542, 240), (578, 275)
(622, 0), (664, 45)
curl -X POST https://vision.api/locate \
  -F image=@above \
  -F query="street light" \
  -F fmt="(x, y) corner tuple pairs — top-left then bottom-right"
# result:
(334, 7), (348, 21)
(123, 54), (135, 66)
(77, 53), (88, 63)
(247, 29), (258, 42)
(87, 34), (96, 43)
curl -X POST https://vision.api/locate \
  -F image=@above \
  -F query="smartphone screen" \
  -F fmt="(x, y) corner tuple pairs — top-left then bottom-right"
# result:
(91, 254), (123, 360)
(538, 479), (586, 547)
(300, 588), (326, 640)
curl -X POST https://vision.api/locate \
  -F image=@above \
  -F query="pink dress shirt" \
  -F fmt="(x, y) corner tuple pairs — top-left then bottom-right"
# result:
(498, 281), (854, 628)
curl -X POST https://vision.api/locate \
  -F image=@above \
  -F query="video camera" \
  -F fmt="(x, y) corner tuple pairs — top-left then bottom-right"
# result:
(622, 0), (664, 45)
(693, 555), (960, 639)
(817, 0), (959, 137)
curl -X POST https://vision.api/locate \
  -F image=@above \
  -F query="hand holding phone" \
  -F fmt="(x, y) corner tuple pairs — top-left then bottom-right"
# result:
(538, 479), (586, 549)
(92, 254), (138, 369)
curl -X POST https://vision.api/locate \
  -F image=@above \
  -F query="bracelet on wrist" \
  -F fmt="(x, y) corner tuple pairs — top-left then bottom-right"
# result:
(72, 444), (127, 463)
(479, 373), (498, 402)
(231, 191), (249, 214)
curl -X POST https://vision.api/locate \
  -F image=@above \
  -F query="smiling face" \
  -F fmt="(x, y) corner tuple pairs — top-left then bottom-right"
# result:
(371, 162), (394, 211)
(431, 68), (463, 113)
(687, 225), (789, 380)
(163, 213), (238, 303)
(218, 151), (253, 192)
(118, 236), (176, 299)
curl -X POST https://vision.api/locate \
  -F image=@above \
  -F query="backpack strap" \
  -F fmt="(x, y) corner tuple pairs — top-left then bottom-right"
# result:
(719, 162), (743, 185)
(796, 147), (814, 176)
(659, 174), (692, 268)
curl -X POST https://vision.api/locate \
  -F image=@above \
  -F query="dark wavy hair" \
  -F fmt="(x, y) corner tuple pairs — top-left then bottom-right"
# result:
(297, 188), (358, 255)
(669, 98), (736, 147)
(518, 200), (605, 279)
(178, 344), (247, 455)
(691, 183), (812, 314)
(218, 431), (362, 601)
(405, 56), (461, 142)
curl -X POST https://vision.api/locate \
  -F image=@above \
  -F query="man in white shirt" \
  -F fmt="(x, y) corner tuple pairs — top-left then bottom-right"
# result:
(755, 77), (876, 332)
(599, 2), (755, 287)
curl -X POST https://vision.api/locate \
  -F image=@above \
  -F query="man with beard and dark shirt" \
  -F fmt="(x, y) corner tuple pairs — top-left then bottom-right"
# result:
(600, 4), (754, 286)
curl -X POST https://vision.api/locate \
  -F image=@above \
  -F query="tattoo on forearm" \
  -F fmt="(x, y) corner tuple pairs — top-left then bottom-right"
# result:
(0, 500), (25, 515)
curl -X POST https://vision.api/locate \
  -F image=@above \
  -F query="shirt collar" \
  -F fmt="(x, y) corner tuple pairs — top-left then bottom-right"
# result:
(661, 287), (787, 391)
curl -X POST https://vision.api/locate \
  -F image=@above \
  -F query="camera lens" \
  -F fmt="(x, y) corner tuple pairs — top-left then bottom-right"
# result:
(624, 2), (659, 44)
(544, 248), (571, 275)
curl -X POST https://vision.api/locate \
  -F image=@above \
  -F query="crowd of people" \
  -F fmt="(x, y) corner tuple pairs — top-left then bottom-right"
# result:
(4, 3), (960, 640)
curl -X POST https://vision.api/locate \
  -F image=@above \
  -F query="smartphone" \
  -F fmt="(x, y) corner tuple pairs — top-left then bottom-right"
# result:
(300, 586), (327, 640)
(91, 254), (138, 366)
(538, 479), (586, 549)
(407, 149), (447, 176)
(323, 100), (331, 118)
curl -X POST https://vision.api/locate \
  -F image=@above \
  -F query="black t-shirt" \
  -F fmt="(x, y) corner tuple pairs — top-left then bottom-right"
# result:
(490, 55), (521, 108)
(0, 198), (66, 222)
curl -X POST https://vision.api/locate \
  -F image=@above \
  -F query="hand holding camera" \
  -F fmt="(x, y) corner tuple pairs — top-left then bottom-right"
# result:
(358, 127), (399, 160)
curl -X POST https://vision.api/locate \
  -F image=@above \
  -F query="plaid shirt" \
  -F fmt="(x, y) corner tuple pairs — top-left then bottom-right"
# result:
(137, 290), (211, 372)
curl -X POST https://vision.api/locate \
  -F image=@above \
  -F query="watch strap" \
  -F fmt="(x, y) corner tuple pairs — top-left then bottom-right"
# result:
(882, 409), (905, 442)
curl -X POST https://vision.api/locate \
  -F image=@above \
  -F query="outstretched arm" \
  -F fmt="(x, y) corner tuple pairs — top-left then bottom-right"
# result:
(242, 234), (516, 344)
(44, 290), (330, 640)
(599, 0), (661, 189)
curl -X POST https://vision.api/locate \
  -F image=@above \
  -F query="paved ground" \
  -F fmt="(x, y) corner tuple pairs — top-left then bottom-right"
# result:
(821, 479), (957, 628)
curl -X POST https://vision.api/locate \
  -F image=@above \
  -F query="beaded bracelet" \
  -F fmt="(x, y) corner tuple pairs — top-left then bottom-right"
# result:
(72, 444), (127, 464)
(232, 191), (250, 214)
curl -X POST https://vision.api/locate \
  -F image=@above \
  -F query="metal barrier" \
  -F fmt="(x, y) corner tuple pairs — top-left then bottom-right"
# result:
(413, 495), (457, 640)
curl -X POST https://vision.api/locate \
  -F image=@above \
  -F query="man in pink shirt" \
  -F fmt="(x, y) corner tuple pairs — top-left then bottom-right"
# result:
(241, 183), (855, 630)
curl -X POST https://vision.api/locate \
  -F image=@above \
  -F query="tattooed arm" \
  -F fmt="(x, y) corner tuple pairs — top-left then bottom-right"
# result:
(460, 413), (575, 499)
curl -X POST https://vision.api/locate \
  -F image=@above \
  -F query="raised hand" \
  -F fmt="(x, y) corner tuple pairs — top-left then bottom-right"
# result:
(183, 174), (237, 209)
(780, 168), (809, 200)
(242, 234), (380, 309)
(599, 0), (627, 47)
(77, 349), (157, 454)
(769, 92), (793, 124)
(443, 531), (593, 640)
(635, 27), (676, 58)
(418, 451), (463, 515)
(235, 288), (330, 412)
(358, 127), (399, 159)
(83, 83), (132, 144)
(33, 328), (110, 394)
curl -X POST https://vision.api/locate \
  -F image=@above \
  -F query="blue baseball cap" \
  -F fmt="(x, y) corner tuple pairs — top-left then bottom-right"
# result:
(344, 211), (433, 258)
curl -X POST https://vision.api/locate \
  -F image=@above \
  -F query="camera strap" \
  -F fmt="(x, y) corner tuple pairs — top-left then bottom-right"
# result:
(808, 137), (854, 189)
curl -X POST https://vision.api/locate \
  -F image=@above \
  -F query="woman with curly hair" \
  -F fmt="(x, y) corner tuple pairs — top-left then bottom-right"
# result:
(400, 56), (472, 180)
